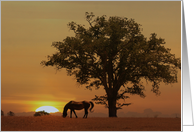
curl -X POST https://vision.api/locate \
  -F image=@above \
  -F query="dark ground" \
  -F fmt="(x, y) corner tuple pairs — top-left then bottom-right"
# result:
(1, 116), (181, 131)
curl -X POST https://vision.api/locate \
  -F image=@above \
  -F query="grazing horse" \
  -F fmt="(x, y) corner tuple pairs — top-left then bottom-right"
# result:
(63, 101), (94, 118)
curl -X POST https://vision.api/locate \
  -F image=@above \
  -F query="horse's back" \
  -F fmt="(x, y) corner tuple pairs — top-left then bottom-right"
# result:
(69, 101), (83, 105)
(68, 101), (84, 110)
(70, 101), (90, 105)
(68, 101), (91, 110)
(83, 101), (90, 104)
(82, 101), (91, 108)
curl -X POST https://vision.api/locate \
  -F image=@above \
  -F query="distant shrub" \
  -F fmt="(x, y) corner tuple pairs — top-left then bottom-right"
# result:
(154, 114), (160, 118)
(34, 111), (50, 116)
(34, 112), (41, 116)
(1, 110), (4, 116)
(7, 111), (15, 116)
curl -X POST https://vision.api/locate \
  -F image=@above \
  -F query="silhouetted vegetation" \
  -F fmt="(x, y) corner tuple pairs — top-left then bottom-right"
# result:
(154, 114), (159, 118)
(34, 111), (50, 116)
(7, 111), (15, 116)
(41, 12), (181, 117)
(1, 110), (4, 116)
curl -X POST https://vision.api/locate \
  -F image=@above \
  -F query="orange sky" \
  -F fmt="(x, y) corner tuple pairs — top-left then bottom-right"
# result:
(1, 1), (181, 116)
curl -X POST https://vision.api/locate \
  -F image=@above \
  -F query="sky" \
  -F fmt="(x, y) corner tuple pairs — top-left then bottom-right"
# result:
(1, 1), (181, 117)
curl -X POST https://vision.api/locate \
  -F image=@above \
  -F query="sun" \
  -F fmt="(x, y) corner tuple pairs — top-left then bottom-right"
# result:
(35, 106), (59, 113)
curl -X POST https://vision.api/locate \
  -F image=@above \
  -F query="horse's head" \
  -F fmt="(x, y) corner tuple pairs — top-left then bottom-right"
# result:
(62, 112), (67, 118)
(63, 105), (68, 118)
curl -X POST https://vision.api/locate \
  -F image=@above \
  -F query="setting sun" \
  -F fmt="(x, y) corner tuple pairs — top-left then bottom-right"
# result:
(35, 106), (59, 113)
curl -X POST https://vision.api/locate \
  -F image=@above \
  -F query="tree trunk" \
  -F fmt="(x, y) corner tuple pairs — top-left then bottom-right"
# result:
(108, 97), (117, 117)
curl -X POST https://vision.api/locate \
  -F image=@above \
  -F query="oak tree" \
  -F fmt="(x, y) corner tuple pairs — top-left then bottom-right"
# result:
(41, 12), (181, 117)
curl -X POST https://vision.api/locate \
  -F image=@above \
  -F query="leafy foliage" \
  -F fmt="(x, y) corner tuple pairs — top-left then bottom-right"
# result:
(34, 111), (50, 116)
(41, 12), (181, 115)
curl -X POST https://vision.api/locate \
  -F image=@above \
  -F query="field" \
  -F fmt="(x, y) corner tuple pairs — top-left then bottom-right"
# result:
(1, 116), (181, 131)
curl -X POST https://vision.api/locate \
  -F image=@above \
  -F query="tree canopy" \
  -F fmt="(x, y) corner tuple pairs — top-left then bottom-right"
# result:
(41, 12), (181, 117)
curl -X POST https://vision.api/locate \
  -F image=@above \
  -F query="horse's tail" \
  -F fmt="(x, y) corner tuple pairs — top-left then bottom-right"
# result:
(89, 101), (94, 112)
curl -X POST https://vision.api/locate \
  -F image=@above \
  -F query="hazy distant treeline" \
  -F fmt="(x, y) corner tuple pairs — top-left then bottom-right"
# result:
(9, 109), (180, 118)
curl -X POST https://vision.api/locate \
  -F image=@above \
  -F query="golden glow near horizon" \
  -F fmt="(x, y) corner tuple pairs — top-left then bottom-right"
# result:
(1, 1), (181, 116)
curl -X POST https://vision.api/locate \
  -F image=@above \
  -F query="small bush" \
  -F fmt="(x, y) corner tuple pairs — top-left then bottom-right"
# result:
(34, 112), (41, 116)
(154, 114), (159, 118)
(7, 111), (15, 116)
(34, 111), (50, 116)
(1, 110), (4, 116)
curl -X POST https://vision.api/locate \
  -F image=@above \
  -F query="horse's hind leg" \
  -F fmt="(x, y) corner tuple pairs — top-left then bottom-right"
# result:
(83, 108), (88, 118)
(72, 110), (78, 118)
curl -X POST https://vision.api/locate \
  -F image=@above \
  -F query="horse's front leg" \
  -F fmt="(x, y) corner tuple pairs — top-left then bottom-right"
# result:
(72, 110), (78, 118)
(70, 110), (72, 118)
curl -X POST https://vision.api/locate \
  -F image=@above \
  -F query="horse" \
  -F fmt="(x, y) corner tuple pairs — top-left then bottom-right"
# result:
(62, 101), (94, 118)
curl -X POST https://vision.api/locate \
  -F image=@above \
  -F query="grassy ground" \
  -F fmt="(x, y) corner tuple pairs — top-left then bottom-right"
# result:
(1, 116), (181, 131)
